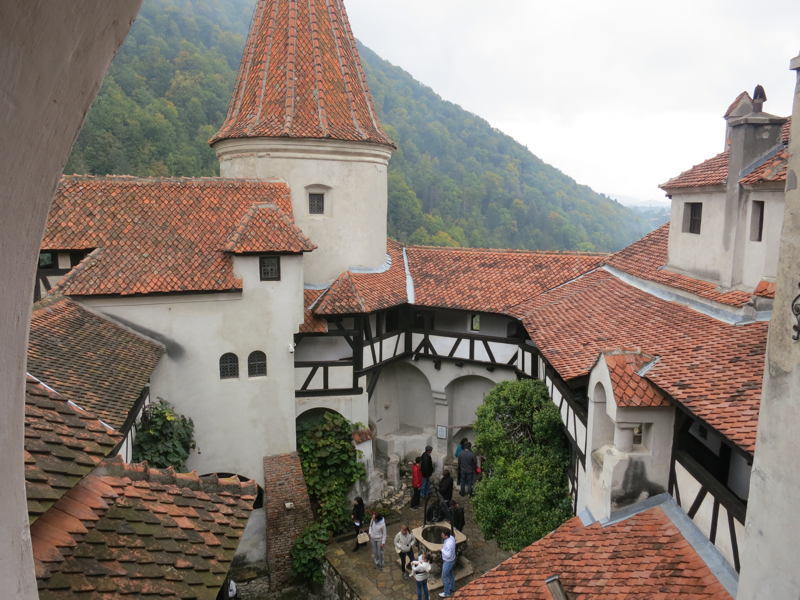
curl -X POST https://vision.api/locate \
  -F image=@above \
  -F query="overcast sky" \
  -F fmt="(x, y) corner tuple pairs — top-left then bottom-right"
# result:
(345, 1), (799, 205)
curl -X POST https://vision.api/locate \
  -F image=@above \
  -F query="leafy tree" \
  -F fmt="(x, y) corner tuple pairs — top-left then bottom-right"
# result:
(472, 379), (572, 551)
(131, 400), (196, 470)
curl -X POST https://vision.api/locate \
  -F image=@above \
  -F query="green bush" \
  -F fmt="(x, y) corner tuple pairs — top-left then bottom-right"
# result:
(472, 379), (572, 551)
(290, 522), (330, 585)
(131, 400), (195, 471)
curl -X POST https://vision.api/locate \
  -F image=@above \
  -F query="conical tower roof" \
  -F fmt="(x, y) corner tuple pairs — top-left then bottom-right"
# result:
(211, 0), (393, 147)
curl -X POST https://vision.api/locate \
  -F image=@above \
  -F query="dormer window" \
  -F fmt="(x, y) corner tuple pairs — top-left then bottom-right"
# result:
(682, 202), (703, 234)
(259, 256), (280, 281)
(308, 192), (325, 214)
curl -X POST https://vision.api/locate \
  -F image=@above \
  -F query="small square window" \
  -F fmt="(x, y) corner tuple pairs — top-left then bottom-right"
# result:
(309, 193), (325, 215)
(470, 313), (481, 331)
(259, 256), (280, 281)
(682, 202), (702, 234)
(750, 200), (764, 242)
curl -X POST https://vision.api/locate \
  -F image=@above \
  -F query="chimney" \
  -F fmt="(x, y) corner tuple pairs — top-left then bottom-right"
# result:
(545, 575), (570, 600)
(726, 85), (786, 172)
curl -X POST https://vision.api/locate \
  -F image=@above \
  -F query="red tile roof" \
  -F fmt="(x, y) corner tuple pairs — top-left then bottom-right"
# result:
(32, 457), (256, 599)
(661, 151), (729, 190)
(24, 376), (121, 524)
(740, 147), (789, 185)
(754, 280), (776, 299)
(514, 269), (766, 453)
(43, 176), (306, 296)
(606, 223), (754, 307)
(300, 288), (329, 333)
(455, 506), (732, 599)
(602, 350), (669, 408)
(28, 296), (163, 429)
(315, 239), (408, 314)
(407, 246), (606, 314)
(224, 202), (315, 254)
(211, 0), (393, 148)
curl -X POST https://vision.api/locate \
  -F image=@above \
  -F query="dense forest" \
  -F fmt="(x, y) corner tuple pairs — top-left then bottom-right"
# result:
(66, 0), (652, 252)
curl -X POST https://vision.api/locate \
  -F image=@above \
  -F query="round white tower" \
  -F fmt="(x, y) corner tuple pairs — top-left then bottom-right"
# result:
(211, 0), (394, 285)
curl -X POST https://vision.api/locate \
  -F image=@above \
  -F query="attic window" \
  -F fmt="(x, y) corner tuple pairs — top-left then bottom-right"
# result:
(750, 200), (765, 242)
(309, 192), (325, 215)
(259, 256), (280, 281)
(683, 202), (702, 234)
(470, 313), (481, 331)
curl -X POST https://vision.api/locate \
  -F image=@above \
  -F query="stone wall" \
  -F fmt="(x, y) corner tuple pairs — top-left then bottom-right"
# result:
(321, 559), (360, 600)
(264, 452), (314, 588)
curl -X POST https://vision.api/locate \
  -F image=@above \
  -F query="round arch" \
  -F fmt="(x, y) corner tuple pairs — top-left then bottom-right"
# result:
(369, 361), (433, 437)
(445, 375), (496, 453)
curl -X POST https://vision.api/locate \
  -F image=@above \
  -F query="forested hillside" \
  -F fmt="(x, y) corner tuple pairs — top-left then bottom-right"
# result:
(66, 0), (651, 251)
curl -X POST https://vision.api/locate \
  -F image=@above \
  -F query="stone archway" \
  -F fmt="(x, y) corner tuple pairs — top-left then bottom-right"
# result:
(369, 361), (433, 437)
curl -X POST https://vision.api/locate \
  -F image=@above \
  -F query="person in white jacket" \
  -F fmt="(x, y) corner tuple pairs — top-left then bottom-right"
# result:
(411, 553), (432, 600)
(368, 512), (387, 569)
(393, 524), (416, 575)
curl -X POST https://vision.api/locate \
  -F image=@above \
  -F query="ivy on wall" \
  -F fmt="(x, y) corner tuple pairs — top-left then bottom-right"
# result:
(131, 400), (196, 471)
(472, 379), (572, 551)
(291, 412), (366, 584)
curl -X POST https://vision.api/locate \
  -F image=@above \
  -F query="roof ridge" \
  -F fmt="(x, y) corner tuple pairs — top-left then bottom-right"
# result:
(60, 174), (289, 186)
(407, 244), (608, 256)
(308, 0), (329, 136)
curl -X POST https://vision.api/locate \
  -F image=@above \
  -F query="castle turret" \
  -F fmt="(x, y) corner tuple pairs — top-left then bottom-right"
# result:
(211, 0), (394, 285)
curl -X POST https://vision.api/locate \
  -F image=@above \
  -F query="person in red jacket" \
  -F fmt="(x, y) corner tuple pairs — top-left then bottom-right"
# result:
(410, 456), (422, 508)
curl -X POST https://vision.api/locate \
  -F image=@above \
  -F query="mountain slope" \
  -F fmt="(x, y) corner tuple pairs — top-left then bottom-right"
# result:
(66, 0), (649, 252)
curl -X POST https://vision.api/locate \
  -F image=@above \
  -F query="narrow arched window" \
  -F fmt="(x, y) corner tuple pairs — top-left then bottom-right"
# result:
(248, 351), (267, 377)
(219, 353), (239, 379)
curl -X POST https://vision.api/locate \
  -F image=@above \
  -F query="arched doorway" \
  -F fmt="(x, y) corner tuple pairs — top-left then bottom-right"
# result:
(369, 361), (433, 437)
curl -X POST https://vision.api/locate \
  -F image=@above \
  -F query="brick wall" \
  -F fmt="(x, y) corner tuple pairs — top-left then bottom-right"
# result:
(263, 452), (313, 587)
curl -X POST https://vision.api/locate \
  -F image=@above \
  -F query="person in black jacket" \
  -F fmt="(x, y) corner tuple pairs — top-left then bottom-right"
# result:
(351, 496), (365, 551)
(420, 445), (434, 499)
(438, 470), (453, 503)
(450, 500), (465, 532)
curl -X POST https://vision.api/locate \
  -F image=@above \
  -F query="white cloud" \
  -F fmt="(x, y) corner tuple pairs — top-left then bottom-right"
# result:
(345, 0), (799, 203)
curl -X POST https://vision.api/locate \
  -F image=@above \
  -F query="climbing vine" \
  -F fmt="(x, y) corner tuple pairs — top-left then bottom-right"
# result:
(131, 400), (196, 471)
(472, 379), (572, 551)
(291, 411), (366, 583)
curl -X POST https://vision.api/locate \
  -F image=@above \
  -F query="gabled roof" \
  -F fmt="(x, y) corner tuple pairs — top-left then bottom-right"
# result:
(43, 176), (305, 296)
(300, 288), (329, 333)
(513, 269), (766, 453)
(224, 202), (316, 254)
(602, 350), (669, 408)
(24, 376), (121, 524)
(406, 246), (606, 314)
(211, 0), (393, 148)
(605, 223), (754, 308)
(314, 239), (408, 315)
(724, 91), (752, 118)
(455, 502), (732, 599)
(28, 296), (163, 429)
(32, 457), (256, 599)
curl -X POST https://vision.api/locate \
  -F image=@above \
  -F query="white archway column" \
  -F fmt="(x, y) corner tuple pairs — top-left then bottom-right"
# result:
(432, 390), (449, 459)
(0, 2), (140, 596)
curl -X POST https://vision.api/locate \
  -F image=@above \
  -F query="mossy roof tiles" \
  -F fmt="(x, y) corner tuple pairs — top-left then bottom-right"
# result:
(28, 296), (163, 429)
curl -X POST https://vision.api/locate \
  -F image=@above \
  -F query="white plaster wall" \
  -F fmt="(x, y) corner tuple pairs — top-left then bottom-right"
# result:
(295, 335), (351, 361)
(667, 191), (730, 283)
(1, 3), (140, 597)
(738, 57), (800, 599)
(215, 138), (392, 285)
(740, 191), (784, 287)
(446, 375), (495, 431)
(81, 254), (305, 485)
(433, 310), (512, 337)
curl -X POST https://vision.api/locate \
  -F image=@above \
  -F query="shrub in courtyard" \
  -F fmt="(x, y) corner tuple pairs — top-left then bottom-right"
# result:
(472, 379), (572, 551)
(131, 400), (195, 471)
(290, 522), (329, 585)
